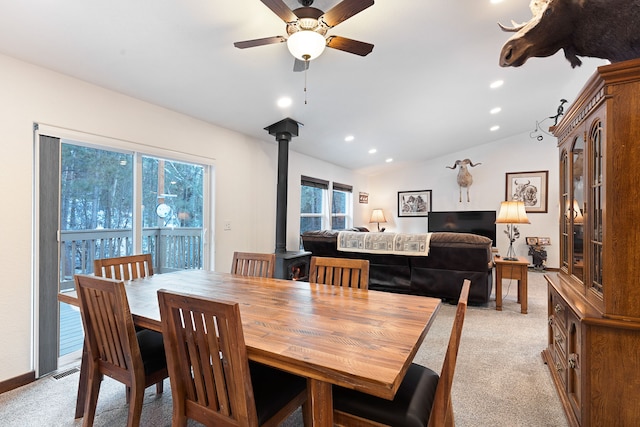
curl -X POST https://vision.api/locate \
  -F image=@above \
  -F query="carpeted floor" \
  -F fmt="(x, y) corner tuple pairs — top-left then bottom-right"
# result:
(0, 271), (567, 426)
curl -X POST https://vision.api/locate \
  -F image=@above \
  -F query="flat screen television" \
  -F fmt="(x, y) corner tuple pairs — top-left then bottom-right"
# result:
(428, 210), (497, 246)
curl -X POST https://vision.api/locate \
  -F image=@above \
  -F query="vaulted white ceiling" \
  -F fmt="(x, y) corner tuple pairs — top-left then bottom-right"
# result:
(0, 0), (607, 174)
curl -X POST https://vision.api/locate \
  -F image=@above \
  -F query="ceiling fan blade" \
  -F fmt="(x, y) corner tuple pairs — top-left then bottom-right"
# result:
(293, 58), (310, 72)
(321, 0), (374, 28)
(326, 36), (374, 56)
(234, 36), (286, 49)
(260, 0), (298, 23)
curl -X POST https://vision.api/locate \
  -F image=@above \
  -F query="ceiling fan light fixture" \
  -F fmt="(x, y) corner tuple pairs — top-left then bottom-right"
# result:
(287, 30), (326, 61)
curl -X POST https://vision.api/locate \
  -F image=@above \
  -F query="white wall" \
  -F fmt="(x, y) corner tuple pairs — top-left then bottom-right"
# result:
(368, 134), (560, 267)
(0, 53), (366, 382)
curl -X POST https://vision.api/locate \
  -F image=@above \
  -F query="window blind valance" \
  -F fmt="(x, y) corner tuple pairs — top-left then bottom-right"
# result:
(332, 182), (353, 192)
(301, 176), (329, 189)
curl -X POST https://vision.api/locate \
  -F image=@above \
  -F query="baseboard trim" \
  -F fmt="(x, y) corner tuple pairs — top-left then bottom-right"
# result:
(0, 371), (36, 394)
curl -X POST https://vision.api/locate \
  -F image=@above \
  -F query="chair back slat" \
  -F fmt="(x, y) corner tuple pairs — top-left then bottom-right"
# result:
(427, 279), (470, 427)
(158, 290), (259, 426)
(94, 254), (154, 281)
(231, 252), (275, 278)
(309, 256), (370, 289)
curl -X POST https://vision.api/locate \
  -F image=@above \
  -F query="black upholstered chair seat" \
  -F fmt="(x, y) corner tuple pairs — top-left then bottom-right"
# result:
(333, 363), (439, 427)
(136, 329), (167, 375)
(250, 361), (307, 425)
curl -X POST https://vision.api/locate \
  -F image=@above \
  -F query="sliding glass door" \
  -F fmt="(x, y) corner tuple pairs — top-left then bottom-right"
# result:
(38, 131), (210, 375)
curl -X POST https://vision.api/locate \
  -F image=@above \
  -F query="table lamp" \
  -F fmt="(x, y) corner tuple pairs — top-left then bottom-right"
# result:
(495, 201), (530, 260)
(370, 209), (387, 232)
(568, 199), (584, 224)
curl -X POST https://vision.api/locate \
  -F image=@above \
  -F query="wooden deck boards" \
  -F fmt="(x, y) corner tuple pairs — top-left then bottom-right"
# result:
(59, 302), (83, 356)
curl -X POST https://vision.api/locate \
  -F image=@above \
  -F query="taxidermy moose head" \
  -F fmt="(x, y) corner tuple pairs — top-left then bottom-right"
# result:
(447, 159), (481, 202)
(499, 0), (640, 68)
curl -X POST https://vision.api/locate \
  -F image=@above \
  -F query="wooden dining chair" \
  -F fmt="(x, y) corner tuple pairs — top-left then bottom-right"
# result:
(94, 254), (154, 280)
(157, 289), (307, 427)
(309, 256), (370, 289)
(231, 251), (276, 278)
(74, 274), (168, 427)
(333, 279), (471, 427)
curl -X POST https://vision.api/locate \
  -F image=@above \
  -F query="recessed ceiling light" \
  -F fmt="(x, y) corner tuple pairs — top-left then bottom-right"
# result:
(490, 0), (504, 4)
(277, 97), (292, 108)
(368, 148), (377, 154)
(490, 80), (504, 89)
(385, 158), (393, 163)
(490, 107), (502, 114)
(490, 125), (500, 131)
(345, 135), (355, 142)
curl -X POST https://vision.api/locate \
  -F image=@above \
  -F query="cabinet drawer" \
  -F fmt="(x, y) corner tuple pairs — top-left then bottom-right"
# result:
(552, 346), (568, 388)
(553, 323), (567, 360)
(550, 287), (568, 328)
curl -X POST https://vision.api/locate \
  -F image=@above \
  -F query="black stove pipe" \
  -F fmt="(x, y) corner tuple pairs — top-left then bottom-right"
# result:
(264, 118), (300, 254)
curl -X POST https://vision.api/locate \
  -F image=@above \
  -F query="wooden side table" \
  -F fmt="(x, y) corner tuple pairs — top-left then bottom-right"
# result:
(494, 255), (529, 314)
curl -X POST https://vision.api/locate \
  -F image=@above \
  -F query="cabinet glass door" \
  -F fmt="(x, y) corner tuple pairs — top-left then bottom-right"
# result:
(560, 149), (570, 272)
(571, 136), (585, 283)
(589, 119), (604, 294)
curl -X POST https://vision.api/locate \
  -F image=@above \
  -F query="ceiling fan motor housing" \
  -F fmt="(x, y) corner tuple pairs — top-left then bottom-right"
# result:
(287, 7), (326, 35)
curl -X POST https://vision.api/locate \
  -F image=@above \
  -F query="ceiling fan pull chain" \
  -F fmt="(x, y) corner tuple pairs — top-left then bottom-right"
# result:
(303, 55), (310, 104)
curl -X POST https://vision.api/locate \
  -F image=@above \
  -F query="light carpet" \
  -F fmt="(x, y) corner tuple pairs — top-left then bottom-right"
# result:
(0, 271), (567, 426)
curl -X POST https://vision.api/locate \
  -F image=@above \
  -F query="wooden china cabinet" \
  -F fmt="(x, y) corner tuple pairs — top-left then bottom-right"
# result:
(543, 58), (640, 426)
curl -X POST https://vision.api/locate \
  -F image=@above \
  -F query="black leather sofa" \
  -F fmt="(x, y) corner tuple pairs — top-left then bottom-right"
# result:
(301, 229), (493, 304)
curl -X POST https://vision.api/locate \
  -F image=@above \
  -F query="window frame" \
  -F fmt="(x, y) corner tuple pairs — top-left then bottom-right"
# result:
(300, 176), (353, 232)
(331, 182), (353, 230)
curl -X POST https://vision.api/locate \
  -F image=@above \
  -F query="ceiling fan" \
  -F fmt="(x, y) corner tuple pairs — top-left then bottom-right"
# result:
(234, 0), (374, 71)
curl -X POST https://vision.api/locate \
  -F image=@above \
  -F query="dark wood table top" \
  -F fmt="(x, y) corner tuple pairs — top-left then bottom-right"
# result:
(60, 270), (441, 426)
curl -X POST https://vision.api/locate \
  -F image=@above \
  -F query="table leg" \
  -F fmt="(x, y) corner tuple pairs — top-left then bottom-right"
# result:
(495, 267), (503, 311)
(521, 272), (528, 314)
(307, 378), (333, 426)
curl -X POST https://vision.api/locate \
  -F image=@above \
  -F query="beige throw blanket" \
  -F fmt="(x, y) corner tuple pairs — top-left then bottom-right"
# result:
(337, 231), (432, 256)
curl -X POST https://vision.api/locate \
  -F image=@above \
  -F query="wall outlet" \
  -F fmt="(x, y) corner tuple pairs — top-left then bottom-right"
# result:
(224, 221), (231, 231)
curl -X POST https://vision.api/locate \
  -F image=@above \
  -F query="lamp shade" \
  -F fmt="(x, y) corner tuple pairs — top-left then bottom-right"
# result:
(495, 201), (530, 224)
(287, 30), (326, 61)
(566, 199), (584, 224)
(370, 209), (387, 224)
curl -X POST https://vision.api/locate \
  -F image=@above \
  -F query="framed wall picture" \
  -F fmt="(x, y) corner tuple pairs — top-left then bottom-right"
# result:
(398, 190), (432, 217)
(526, 237), (539, 245)
(505, 170), (548, 213)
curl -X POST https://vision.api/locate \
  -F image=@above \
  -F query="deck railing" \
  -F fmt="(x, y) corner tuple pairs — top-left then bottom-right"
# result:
(59, 227), (203, 290)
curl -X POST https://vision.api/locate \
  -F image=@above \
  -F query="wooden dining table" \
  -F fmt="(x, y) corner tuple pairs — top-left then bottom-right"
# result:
(59, 270), (441, 426)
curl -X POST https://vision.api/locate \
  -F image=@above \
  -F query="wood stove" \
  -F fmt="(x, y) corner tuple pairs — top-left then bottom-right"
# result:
(274, 251), (311, 281)
(265, 118), (311, 281)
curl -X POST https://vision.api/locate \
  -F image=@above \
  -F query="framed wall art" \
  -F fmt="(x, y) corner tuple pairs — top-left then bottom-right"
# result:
(505, 170), (548, 213)
(398, 190), (432, 217)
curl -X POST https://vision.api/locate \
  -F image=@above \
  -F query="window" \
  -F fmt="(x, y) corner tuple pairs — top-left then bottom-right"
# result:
(59, 143), (206, 279)
(300, 176), (352, 233)
(332, 182), (353, 230)
(300, 176), (328, 233)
